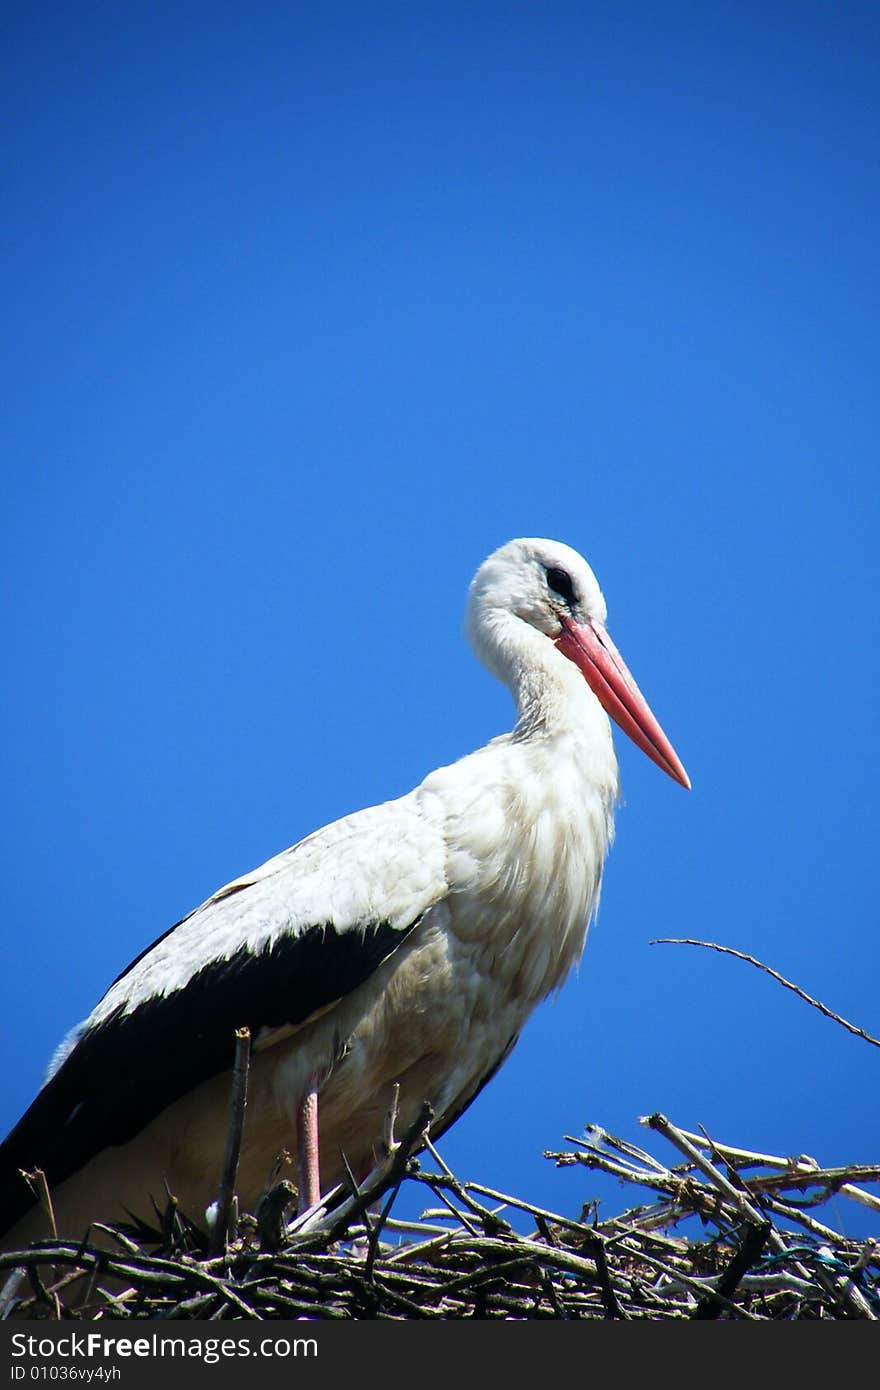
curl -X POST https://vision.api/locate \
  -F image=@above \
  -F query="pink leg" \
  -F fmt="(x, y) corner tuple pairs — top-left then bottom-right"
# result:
(296, 1076), (321, 1213)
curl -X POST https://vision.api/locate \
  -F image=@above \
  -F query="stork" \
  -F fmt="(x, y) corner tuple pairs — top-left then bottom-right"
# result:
(0, 538), (689, 1248)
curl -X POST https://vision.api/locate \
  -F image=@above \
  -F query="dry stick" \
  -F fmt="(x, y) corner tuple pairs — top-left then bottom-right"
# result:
(0, 1244), (186, 1289)
(384, 1228), (458, 1265)
(20, 1170), (61, 1317)
(692, 1219), (772, 1320)
(645, 1114), (877, 1321)
(22, 1169), (58, 1240)
(742, 1166), (880, 1208)
(0, 1267), (28, 1320)
(556, 1230), (761, 1320)
(381, 1215), (452, 1236)
(760, 1192), (858, 1246)
(579, 1231), (629, 1320)
(670, 1124), (880, 1217)
(417, 1184), (483, 1238)
(458, 1180), (591, 1235)
(436, 1252), (543, 1303)
(24, 1263), (55, 1316)
(691, 1122), (846, 1240)
(90, 1222), (142, 1256)
(651, 938), (880, 1048)
(420, 1138), (513, 1235)
(644, 1113), (785, 1226)
(671, 1129), (828, 1171)
(547, 1145), (689, 1193)
(536, 1266), (570, 1319)
(447, 1232), (630, 1306)
(364, 1183), (403, 1281)
(661, 1123), (880, 1223)
(577, 1125), (672, 1176)
(548, 1148), (746, 1233)
(210, 1027), (251, 1256)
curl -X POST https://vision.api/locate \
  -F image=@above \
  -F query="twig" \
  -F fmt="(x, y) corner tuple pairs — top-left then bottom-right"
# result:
(22, 1169), (58, 1240)
(210, 1026), (251, 1255)
(419, 1139), (512, 1236)
(651, 939), (880, 1048)
(467, 1179), (613, 1236)
(364, 1183), (402, 1281)
(642, 1113), (769, 1226)
(580, 1231), (628, 1319)
(692, 1221), (771, 1319)
(758, 1193), (860, 1246)
(673, 1124), (880, 1215)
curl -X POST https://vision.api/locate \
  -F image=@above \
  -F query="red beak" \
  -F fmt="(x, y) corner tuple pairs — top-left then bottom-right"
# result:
(556, 616), (691, 790)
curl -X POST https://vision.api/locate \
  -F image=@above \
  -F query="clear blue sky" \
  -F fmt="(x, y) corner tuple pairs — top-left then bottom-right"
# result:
(2, 2), (878, 1237)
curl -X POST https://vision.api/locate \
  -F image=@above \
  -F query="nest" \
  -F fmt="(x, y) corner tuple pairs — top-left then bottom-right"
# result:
(2, 1109), (878, 1321)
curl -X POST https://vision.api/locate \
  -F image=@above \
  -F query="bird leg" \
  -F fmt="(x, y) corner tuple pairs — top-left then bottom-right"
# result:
(295, 1075), (321, 1214)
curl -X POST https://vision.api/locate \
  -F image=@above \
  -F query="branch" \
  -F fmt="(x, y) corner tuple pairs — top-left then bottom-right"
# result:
(210, 1026), (251, 1255)
(651, 938), (880, 1048)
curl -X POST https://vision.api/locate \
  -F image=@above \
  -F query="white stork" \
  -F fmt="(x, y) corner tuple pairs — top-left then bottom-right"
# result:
(0, 538), (689, 1248)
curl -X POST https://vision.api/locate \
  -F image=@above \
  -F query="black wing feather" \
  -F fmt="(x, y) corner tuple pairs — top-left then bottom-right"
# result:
(0, 916), (417, 1236)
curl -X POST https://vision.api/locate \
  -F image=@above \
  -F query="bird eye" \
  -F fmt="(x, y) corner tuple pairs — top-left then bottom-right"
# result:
(546, 566), (577, 606)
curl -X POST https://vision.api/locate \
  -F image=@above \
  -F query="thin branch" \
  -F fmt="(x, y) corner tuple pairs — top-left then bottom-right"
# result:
(210, 1026), (251, 1255)
(580, 1231), (629, 1320)
(22, 1169), (58, 1240)
(692, 1221), (771, 1320)
(651, 938), (880, 1048)
(642, 1113), (767, 1227)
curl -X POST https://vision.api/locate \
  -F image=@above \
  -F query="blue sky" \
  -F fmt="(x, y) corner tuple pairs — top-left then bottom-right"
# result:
(2, 2), (878, 1238)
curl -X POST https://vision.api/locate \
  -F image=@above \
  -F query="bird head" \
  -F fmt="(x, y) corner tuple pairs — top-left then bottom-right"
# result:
(467, 538), (690, 790)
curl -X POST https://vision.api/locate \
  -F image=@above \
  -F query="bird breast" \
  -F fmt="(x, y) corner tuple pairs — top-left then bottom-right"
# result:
(419, 728), (617, 1012)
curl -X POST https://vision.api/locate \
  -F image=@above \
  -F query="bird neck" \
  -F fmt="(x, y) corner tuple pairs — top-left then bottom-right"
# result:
(511, 649), (592, 736)
(472, 609), (618, 792)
